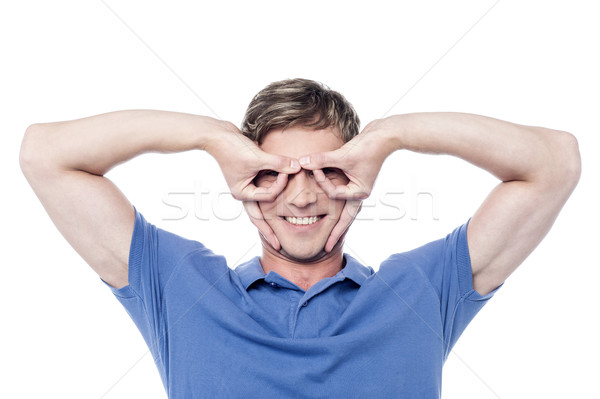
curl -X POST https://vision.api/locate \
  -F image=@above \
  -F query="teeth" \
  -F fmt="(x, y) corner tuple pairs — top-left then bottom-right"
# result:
(285, 216), (322, 226)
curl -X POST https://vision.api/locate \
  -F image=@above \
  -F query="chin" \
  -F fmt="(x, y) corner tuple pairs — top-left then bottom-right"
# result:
(279, 244), (328, 263)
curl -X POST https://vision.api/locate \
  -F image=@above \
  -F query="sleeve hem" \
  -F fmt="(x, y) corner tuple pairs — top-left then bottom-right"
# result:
(126, 207), (145, 296)
(464, 283), (503, 301)
(100, 276), (136, 298)
(101, 206), (144, 298)
(456, 219), (502, 301)
(456, 220), (475, 298)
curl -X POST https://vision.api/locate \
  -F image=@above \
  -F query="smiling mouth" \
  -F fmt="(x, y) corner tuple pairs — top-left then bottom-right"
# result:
(284, 216), (324, 226)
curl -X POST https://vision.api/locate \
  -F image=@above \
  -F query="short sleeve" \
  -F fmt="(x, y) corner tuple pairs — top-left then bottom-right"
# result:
(396, 221), (501, 357)
(101, 208), (208, 384)
(441, 221), (501, 354)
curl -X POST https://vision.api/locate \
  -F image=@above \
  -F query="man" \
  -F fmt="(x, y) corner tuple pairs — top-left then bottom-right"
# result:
(20, 78), (580, 398)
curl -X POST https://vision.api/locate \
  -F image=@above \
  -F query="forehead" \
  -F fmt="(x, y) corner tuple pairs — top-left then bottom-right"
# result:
(259, 125), (344, 158)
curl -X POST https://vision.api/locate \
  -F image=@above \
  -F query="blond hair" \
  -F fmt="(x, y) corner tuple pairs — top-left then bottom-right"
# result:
(241, 78), (360, 144)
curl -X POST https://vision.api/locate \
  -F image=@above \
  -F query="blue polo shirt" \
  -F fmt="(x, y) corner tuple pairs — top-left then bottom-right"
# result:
(106, 210), (499, 398)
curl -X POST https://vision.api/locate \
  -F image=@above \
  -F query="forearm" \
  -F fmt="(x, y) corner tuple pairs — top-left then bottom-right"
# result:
(380, 112), (580, 185)
(20, 110), (230, 176)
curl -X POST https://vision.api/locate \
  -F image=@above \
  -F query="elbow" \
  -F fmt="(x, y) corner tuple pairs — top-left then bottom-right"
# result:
(558, 131), (581, 189)
(19, 123), (48, 178)
(544, 130), (581, 192)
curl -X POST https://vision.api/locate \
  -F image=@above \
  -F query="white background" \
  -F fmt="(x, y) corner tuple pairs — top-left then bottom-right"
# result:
(2, 1), (599, 398)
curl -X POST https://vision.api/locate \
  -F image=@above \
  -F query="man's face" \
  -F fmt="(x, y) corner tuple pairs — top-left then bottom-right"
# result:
(256, 125), (349, 261)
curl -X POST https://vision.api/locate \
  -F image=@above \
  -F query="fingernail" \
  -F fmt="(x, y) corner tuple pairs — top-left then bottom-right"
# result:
(299, 156), (310, 166)
(290, 159), (300, 169)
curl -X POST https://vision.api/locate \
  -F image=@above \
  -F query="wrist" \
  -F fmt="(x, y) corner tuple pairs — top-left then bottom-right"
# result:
(362, 116), (406, 155)
(381, 115), (411, 151)
(197, 117), (232, 153)
(201, 118), (245, 158)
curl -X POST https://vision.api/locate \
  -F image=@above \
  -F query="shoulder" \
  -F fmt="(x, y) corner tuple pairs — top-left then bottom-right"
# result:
(129, 210), (228, 290)
(132, 210), (211, 260)
(376, 223), (470, 289)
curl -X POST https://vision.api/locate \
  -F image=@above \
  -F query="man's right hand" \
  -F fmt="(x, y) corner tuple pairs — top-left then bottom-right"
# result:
(205, 122), (301, 249)
(206, 122), (300, 202)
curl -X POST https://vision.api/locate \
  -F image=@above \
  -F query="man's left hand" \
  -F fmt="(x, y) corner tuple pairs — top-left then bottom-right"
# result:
(299, 119), (398, 251)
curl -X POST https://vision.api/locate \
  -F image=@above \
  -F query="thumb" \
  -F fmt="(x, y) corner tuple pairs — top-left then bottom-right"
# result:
(298, 150), (343, 170)
(262, 152), (301, 174)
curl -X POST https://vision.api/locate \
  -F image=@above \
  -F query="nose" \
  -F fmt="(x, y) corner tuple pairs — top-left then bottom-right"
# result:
(284, 170), (321, 208)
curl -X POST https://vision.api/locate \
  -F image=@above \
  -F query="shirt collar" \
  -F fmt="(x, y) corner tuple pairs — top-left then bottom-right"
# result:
(340, 254), (373, 286)
(235, 254), (373, 291)
(235, 257), (267, 290)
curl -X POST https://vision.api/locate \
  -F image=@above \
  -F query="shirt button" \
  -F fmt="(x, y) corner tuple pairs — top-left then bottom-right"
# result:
(269, 282), (278, 288)
(302, 301), (308, 307)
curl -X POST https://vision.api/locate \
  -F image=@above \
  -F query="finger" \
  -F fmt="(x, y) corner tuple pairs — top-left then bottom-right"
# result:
(313, 169), (368, 201)
(325, 200), (362, 252)
(298, 150), (344, 170)
(248, 173), (289, 202)
(312, 169), (349, 198)
(266, 172), (289, 199)
(243, 201), (280, 250)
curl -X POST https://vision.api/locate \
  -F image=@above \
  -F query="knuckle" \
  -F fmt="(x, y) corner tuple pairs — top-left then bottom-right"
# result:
(231, 192), (243, 201)
(263, 193), (276, 202)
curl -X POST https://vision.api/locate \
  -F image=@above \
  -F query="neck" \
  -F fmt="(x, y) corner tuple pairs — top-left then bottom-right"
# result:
(260, 247), (345, 291)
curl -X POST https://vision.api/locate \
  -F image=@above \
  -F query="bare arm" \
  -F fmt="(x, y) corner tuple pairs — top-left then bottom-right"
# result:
(382, 113), (581, 295)
(20, 110), (299, 289)
(301, 112), (581, 295)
